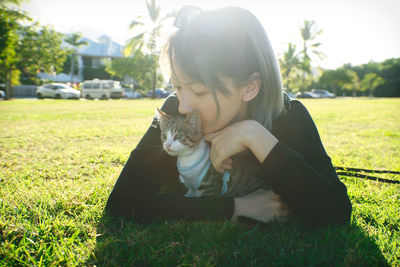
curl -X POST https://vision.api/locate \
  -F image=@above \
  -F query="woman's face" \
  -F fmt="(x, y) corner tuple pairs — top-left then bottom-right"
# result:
(172, 64), (248, 134)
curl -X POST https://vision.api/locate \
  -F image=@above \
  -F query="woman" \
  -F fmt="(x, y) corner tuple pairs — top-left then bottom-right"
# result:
(106, 6), (352, 226)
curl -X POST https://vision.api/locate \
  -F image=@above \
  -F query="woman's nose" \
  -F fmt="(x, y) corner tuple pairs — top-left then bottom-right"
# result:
(178, 92), (194, 114)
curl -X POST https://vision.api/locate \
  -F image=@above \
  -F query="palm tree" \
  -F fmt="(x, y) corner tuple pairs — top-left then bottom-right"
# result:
(279, 43), (302, 92)
(299, 20), (325, 90)
(125, 0), (175, 98)
(64, 32), (88, 83)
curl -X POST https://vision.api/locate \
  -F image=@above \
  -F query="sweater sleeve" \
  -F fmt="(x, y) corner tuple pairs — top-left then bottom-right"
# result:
(105, 94), (234, 222)
(260, 100), (352, 225)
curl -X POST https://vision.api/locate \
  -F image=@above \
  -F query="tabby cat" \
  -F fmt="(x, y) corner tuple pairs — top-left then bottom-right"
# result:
(157, 108), (271, 197)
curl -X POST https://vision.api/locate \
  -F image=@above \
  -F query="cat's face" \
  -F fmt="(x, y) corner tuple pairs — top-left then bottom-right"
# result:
(157, 109), (203, 156)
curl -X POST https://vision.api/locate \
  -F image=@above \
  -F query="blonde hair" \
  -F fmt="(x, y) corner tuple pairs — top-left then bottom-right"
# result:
(162, 7), (284, 130)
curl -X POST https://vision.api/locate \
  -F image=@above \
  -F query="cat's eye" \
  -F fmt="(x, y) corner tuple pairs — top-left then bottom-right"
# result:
(161, 133), (167, 140)
(175, 134), (183, 140)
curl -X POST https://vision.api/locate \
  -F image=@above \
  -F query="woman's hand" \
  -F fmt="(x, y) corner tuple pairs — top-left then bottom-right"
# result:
(233, 189), (290, 223)
(204, 120), (278, 173)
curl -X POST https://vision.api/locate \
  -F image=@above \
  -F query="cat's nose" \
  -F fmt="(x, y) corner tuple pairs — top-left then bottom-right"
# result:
(165, 143), (171, 150)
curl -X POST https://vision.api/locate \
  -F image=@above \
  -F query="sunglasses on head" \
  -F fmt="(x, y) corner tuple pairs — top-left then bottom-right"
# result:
(173, 5), (203, 29)
(173, 6), (232, 37)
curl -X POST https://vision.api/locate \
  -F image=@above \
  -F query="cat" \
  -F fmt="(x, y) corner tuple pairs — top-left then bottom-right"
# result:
(157, 108), (271, 198)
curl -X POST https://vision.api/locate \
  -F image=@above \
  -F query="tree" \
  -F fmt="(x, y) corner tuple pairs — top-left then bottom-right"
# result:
(374, 58), (400, 97)
(64, 33), (88, 82)
(317, 59), (399, 97)
(1, 6), (68, 100)
(62, 54), (79, 76)
(16, 24), (68, 81)
(105, 51), (156, 90)
(0, 1), (31, 99)
(125, 0), (174, 97)
(319, 68), (351, 95)
(362, 73), (385, 97)
(299, 20), (325, 90)
(279, 43), (302, 92)
(83, 65), (111, 81)
(342, 70), (361, 97)
(0, 0), (23, 4)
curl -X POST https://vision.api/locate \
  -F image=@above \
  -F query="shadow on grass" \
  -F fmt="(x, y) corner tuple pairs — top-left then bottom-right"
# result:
(87, 214), (388, 266)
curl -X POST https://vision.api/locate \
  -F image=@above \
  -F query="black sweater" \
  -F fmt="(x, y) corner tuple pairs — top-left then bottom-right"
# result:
(106, 94), (352, 225)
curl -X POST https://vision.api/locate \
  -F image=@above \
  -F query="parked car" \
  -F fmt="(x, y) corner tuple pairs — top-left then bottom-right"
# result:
(295, 89), (336, 99)
(147, 88), (171, 98)
(295, 91), (317, 98)
(124, 89), (142, 99)
(81, 79), (124, 99)
(36, 83), (81, 99)
(310, 89), (336, 98)
(286, 92), (296, 99)
(0, 84), (5, 99)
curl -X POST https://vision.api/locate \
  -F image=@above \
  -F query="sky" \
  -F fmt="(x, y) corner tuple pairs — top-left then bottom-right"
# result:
(15, 0), (400, 70)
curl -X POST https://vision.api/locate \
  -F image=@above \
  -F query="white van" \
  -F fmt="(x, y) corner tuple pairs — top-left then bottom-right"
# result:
(81, 79), (124, 99)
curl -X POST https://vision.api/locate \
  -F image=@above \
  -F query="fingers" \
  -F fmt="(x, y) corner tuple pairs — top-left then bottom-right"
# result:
(222, 158), (232, 170)
(234, 189), (288, 223)
(214, 166), (224, 174)
(210, 146), (231, 173)
(216, 162), (232, 173)
(224, 158), (233, 164)
(222, 163), (232, 170)
(204, 132), (219, 142)
(207, 133), (233, 173)
(205, 127), (237, 173)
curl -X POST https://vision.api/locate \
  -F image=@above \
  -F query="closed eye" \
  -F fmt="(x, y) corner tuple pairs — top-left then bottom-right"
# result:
(193, 91), (208, 97)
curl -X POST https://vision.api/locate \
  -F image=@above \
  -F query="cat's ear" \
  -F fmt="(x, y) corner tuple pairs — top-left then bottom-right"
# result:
(185, 110), (201, 129)
(156, 108), (172, 120)
(156, 108), (171, 128)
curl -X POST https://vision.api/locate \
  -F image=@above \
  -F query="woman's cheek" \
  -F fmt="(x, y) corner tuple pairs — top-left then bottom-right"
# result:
(201, 119), (212, 134)
(202, 120), (222, 134)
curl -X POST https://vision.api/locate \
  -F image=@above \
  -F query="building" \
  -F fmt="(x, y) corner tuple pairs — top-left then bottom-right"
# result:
(38, 35), (124, 83)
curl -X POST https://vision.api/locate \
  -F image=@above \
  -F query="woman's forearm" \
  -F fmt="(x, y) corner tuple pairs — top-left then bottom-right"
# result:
(244, 120), (278, 163)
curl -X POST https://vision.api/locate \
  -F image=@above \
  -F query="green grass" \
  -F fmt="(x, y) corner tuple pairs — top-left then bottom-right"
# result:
(0, 98), (399, 266)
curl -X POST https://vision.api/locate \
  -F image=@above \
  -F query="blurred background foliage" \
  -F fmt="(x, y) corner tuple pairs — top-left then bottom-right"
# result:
(1, 0), (399, 99)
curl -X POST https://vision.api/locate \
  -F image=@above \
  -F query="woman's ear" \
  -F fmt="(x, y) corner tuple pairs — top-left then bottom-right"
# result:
(242, 72), (261, 102)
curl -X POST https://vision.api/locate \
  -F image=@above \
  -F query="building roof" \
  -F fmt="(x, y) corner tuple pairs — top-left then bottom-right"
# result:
(63, 34), (124, 58)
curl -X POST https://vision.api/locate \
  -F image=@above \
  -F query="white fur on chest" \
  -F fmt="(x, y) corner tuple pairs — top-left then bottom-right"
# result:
(177, 139), (211, 197)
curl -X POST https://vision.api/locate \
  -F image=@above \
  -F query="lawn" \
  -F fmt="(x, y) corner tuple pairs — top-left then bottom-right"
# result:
(0, 98), (399, 266)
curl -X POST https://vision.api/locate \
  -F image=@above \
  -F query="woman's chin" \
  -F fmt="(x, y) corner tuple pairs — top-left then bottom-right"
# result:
(203, 127), (218, 135)
(202, 122), (223, 135)
(202, 125), (214, 135)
